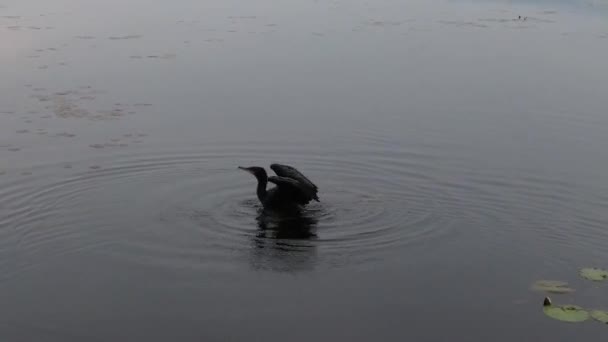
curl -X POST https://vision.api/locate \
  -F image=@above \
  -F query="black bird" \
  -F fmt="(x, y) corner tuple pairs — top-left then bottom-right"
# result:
(238, 163), (319, 209)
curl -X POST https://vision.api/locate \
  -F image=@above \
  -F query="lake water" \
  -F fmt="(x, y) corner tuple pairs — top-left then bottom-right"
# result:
(1, 0), (608, 340)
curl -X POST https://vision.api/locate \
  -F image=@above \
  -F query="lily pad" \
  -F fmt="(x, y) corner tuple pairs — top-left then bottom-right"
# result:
(579, 268), (608, 281)
(590, 310), (608, 324)
(543, 305), (589, 323)
(532, 280), (575, 294)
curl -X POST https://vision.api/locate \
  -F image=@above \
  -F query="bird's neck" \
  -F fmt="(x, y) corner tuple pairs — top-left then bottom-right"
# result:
(256, 177), (268, 203)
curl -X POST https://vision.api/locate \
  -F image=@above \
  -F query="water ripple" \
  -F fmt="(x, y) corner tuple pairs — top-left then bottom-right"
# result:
(0, 143), (457, 276)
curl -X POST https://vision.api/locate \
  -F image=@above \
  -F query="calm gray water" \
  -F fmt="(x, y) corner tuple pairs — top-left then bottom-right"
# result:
(1, 0), (608, 340)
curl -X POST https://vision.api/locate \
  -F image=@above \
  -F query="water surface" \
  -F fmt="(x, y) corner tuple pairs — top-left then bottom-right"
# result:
(1, 0), (608, 340)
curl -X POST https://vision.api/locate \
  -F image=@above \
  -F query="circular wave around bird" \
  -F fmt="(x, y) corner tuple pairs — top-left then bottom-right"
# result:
(0, 142), (461, 275)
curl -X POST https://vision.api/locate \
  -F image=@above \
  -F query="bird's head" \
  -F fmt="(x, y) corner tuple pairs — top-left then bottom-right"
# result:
(238, 166), (267, 180)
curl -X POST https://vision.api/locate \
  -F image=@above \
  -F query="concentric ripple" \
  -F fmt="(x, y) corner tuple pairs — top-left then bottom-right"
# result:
(0, 142), (459, 275)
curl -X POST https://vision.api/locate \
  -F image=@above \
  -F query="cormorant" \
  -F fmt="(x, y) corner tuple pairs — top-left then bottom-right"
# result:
(238, 163), (319, 209)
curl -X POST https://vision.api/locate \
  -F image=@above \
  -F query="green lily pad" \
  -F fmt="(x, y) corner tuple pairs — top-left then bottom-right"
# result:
(532, 280), (575, 294)
(579, 268), (608, 281)
(543, 305), (590, 323)
(590, 310), (608, 324)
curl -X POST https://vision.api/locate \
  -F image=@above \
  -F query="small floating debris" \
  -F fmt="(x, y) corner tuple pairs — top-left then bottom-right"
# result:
(579, 267), (608, 281)
(108, 35), (142, 40)
(55, 132), (76, 138)
(532, 280), (574, 294)
(228, 15), (257, 20)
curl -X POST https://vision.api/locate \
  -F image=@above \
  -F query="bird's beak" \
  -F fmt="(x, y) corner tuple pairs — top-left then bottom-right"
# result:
(238, 166), (252, 174)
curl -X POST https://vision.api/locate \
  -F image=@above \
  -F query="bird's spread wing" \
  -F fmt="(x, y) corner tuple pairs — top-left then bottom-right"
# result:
(268, 175), (301, 188)
(269, 163), (319, 203)
(267, 176), (314, 205)
(270, 164), (318, 189)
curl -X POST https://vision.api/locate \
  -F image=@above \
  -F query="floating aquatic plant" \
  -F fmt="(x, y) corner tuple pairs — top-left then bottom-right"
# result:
(534, 267), (608, 325)
(542, 298), (590, 323)
(590, 310), (608, 324)
(532, 280), (574, 294)
(579, 268), (608, 281)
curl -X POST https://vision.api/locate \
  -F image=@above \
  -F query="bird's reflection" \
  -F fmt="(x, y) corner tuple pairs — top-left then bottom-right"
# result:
(255, 207), (318, 239)
(248, 207), (319, 273)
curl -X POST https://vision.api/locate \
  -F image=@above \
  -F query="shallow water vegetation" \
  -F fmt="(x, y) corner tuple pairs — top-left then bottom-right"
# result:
(532, 280), (574, 294)
(536, 267), (608, 325)
(590, 310), (608, 324)
(543, 305), (590, 322)
(579, 267), (608, 281)
(542, 298), (590, 323)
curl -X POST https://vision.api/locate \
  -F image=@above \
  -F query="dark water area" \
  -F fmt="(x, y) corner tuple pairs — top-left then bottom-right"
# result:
(1, 0), (608, 340)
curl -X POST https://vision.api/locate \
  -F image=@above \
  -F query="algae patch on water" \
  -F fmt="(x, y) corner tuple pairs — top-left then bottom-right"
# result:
(579, 268), (608, 281)
(532, 280), (574, 294)
(590, 310), (608, 324)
